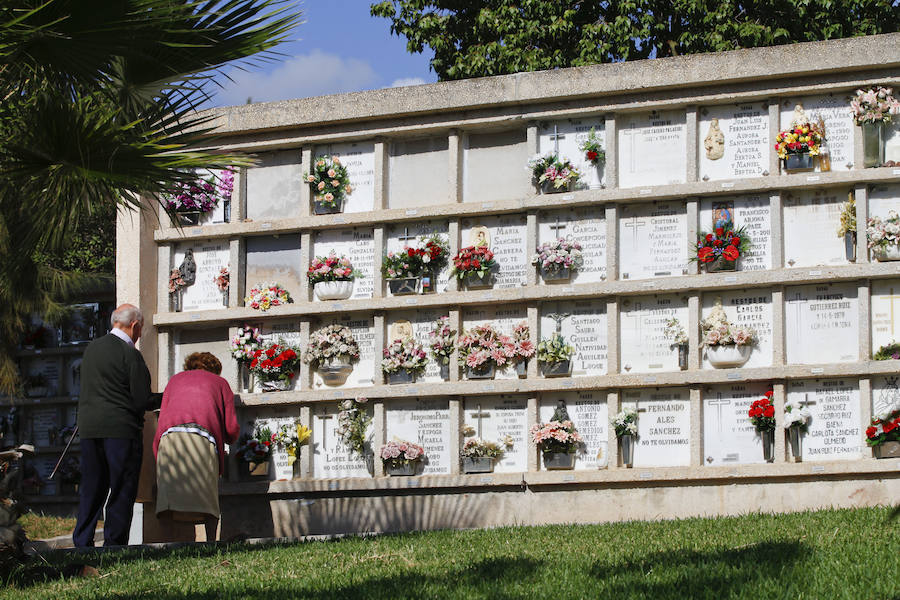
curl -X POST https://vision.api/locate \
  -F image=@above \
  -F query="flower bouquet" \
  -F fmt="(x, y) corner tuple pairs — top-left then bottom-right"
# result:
(308, 252), (360, 300)
(245, 282), (292, 311)
(701, 299), (755, 368)
(511, 322), (536, 377)
(578, 127), (605, 166)
(419, 233), (451, 293)
(215, 266), (230, 306)
(748, 390), (776, 462)
(536, 332), (575, 377)
(249, 342), (301, 392)
(230, 325), (262, 391)
(852, 86), (900, 167)
(612, 407), (638, 466)
(380, 439), (425, 476)
(451, 245), (497, 288)
(457, 324), (510, 380)
(874, 341), (900, 361)
(527, 153), (580, 193)
(428, 316), (456, 379)
(460, 436), (511, 473)
(306, 155), (352, 214)
(663, 317), (689, 370)
(382, 337), (428, 384)
(274, 421), (311, 476)
(784, 398), (811, 459)
(303, 324), (360, 386)
(382, 247), (425, 294)
(168, 268), (187, 312)
(695, 223), (750, 272)
(775, 122), (824, 172)
(867, 400), (900, 458)
(531, 238), (584, 281)
(163, 168), (234, 225)
(530, 420), (582, 470)
(337, 397), (372, 459)
(236, 425), (274, 476)
(838, 194), (857, 261)
(866, 210), (900, 261)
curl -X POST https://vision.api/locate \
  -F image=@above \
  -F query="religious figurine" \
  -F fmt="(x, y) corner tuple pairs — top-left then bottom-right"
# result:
(790, 104), (810, 128)
(550, 399), (571, 423)
(178, 249), (197, 286)
(389, 320), (414, 342)
(469, 226), (490, 248)
(703, 118), (725, 160)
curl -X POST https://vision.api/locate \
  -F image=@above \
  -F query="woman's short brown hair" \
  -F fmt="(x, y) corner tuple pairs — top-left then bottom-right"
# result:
(184, 352), (222, 375)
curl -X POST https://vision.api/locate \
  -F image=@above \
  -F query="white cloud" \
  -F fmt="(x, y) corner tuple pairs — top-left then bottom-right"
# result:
(213, 50), (378, 106)
(389, 77), (427, 88)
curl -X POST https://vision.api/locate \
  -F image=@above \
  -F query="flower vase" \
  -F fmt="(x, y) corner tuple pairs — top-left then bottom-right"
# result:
(705, 258), (736, 273)
(677, 343), (688, 371)
(318, 355), (353, 386)
(387, 277), (420, 295)
(239, 363), (254, 393)
(421, 269), (437, 294)
(170, 289), (183, 313)
(874, 440), (900, 459)
(862, 122), (885, 168)
(542, 452), (575, 470)
(439, 362), (450, 381)
(761, 429), (775, 463)
(464, 272), (493, 289)
(221, 288), (229, 307)
(515, 360), (527, 378)
(387, 370), (417, 385)
(247, 461), (269, 477)
(788, 426), (803, 459)
(540, 359), (571, 378)
(619, 434), (634, 467)
(844, 232), (857, 262)
(540, 179), (573, 194)
(313, 195), (344, 215)
(783, 152), (814, 172)
(873, 245), (900, 262)
(541, 267), (571, 282)
(292, 459), (301, 480)
(462, 456), (494, 474)
(176, 211), (201, 226)
(314, 279), (354, 301)
(705, 344), (752, 368)
(386, 461), (417, 476)
(465, 364), (495, 380)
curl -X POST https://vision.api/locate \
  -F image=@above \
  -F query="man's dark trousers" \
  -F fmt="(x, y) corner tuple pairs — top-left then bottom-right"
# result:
(73, 437), (143, 547)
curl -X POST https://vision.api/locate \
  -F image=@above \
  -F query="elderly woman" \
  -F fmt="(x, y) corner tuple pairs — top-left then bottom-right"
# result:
(153, 352), (239, 542)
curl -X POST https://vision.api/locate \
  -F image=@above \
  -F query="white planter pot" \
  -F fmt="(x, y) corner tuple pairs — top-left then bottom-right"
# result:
(314, 279), (354, 300)
(873, 245), (900, 262)
(705, 344), (752, 368)
(318, 355), (353, 386)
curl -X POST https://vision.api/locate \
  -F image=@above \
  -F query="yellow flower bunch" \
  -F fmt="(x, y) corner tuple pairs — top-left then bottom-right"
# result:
(774, 123), (824, 159)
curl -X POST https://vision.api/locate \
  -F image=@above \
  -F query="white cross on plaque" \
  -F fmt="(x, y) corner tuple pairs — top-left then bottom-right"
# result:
(624, 216), (647, 250)
(316, 413), (333, 451)
(886, 287), (900, 337)
(789, 292), (805, 344)
(398, 227), (416, 245)
(472, 404), (491, 439)
(549, 124), (565, 155)
(707, 393), (732, 434)
(549, 215), (567, 239)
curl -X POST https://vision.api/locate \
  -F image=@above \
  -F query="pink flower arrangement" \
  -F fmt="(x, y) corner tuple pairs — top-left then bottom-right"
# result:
(428, 316), (456, 364)
(379, 439), (425, 467)
(214, 266), (230, 292)
(457, 322), (533, 370)
(530, 420), (583, 454)
(382, 337), (428, 375)
(245, 282), (292, 311)
(307, 251), (359, 284)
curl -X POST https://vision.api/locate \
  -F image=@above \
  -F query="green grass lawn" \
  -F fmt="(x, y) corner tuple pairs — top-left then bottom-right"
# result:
(18, 512), (85, 541)
(5, 506), (898, 599)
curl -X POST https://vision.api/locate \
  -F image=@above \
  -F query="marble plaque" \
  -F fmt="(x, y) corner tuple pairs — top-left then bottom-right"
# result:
(464, 396), (528, 473)
(702, 290), (773, 369)
(885, 120), (900, 163)
(785, 283), (859, 364)
(868, 184), (900, 219)
(780, 94), (853, 171)
(463, 129), (529, 203)
(243, 409), (299, 481)
(872, 375), (900, 419)
(783, 190), (848, 267)
(703, 382), (771, 466)
(388, 137), (450, 208)
(621, 388), (691, 467)
(461, 214), (528, 289)
(538, 118), (607, 189)
(538, 207), (607, 283)
(312, 402), (373, 479)
(386, 398), (451, 475)
(388, 309), (445, 383)
(30, 457), (57, 496)
(28, 357), (61, 397)
(258, 320), (303, 347)
(618, 110), (687, 188)
(620, 295), (689, 373)
(30, 407), (59, 447)
(539, 392), (609, 470)
(386, 221), (451, 294)
(540, 300), (607, 376)
(173, 242), (230, 312)
(172, 328), (236, 384)
(788, 379), (862, 461)
(312, 228), (375, 300)
(316, 141), (375, 213)
(699, 195), (772, 271)
(245, 235), (304, 300)
(618, 202), (688, 280)
(65, 357), (82, 397)
(463, 304), (528, 380)
(245, 150), (302, 221)
(699, 102), (770, 181)
(311, 314), (376, 389)
(871, 279), (900, 353)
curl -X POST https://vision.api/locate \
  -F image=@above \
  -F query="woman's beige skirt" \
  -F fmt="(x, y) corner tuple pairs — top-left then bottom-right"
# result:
(156, 431), (220, 523)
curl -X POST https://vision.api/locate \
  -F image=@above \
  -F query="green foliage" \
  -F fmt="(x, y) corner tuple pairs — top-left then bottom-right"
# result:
(371, 1), (900, 81)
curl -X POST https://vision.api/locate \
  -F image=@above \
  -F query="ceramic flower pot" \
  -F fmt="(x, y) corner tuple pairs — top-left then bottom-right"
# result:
(874, 440), (900, 459)
(783, 152), (814, 172)
(387, 276), (420, 295)
(788, 425), (803, 459)
(541, 267), (571, 282)
(387, 370), (417, 385)
(844, 232), (857, 262)
(705, 344), (752, 368)
(465, 364), (495, 380)
(176, 211), (201, 226)
(542, 452), (575, 470)
(314, 279), (354, 301)
(386, 461), (417, 476)
(462, 456), (495, 473)
(260, 379), (290, 392)
(704, 258), (736, 273)
(318, 355), (354, 386)
(313, 195), (343, 215)
(873, 245), (900, 261)
(862, 122), (885, 168)
(464, 272), (493, 289)
(540, 359), (571, 378)
(541, 179), (573, 194)
(619, 434), (634, 467)
(247, 461), (269, 477)
(761, 429), (775, 463)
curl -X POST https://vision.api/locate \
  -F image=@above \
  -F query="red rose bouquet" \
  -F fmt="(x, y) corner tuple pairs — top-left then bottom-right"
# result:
(695, 223), (750, 269)
(382, 247), (426, 279)
(451, 245), (497, 281)
(748, 391), (776, 432)
(249, 342), (301, 385)
(866, 408), (900, 447)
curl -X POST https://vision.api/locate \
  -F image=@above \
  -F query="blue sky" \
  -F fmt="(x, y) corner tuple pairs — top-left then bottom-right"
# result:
(213, 0), (437, 107)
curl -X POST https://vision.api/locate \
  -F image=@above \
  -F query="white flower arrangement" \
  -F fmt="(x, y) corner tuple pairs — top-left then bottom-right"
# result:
(302, 324), (360, 367)
(783, 400), (812, 431)
(866, 210), (900, 251)
(663, 318), (688, 346)
(381, 337), (428, 375)
(850, 86), (900, 126)
(612, 407), (638, 438)
(229, 325), (262, 362)
(701, 299), (755, 347)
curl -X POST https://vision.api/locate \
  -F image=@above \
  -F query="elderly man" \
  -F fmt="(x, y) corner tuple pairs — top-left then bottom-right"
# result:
(73, 304), (161, 547)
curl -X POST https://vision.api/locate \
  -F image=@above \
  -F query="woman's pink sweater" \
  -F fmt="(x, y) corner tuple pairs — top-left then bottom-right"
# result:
(153, 369), (240, 474)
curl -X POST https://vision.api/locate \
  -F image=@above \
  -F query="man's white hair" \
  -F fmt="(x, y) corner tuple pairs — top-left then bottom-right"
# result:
(111, 305), (143, 327)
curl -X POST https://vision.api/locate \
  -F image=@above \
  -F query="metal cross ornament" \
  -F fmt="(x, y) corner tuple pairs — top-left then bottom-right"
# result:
(546, 311), (570, 333)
